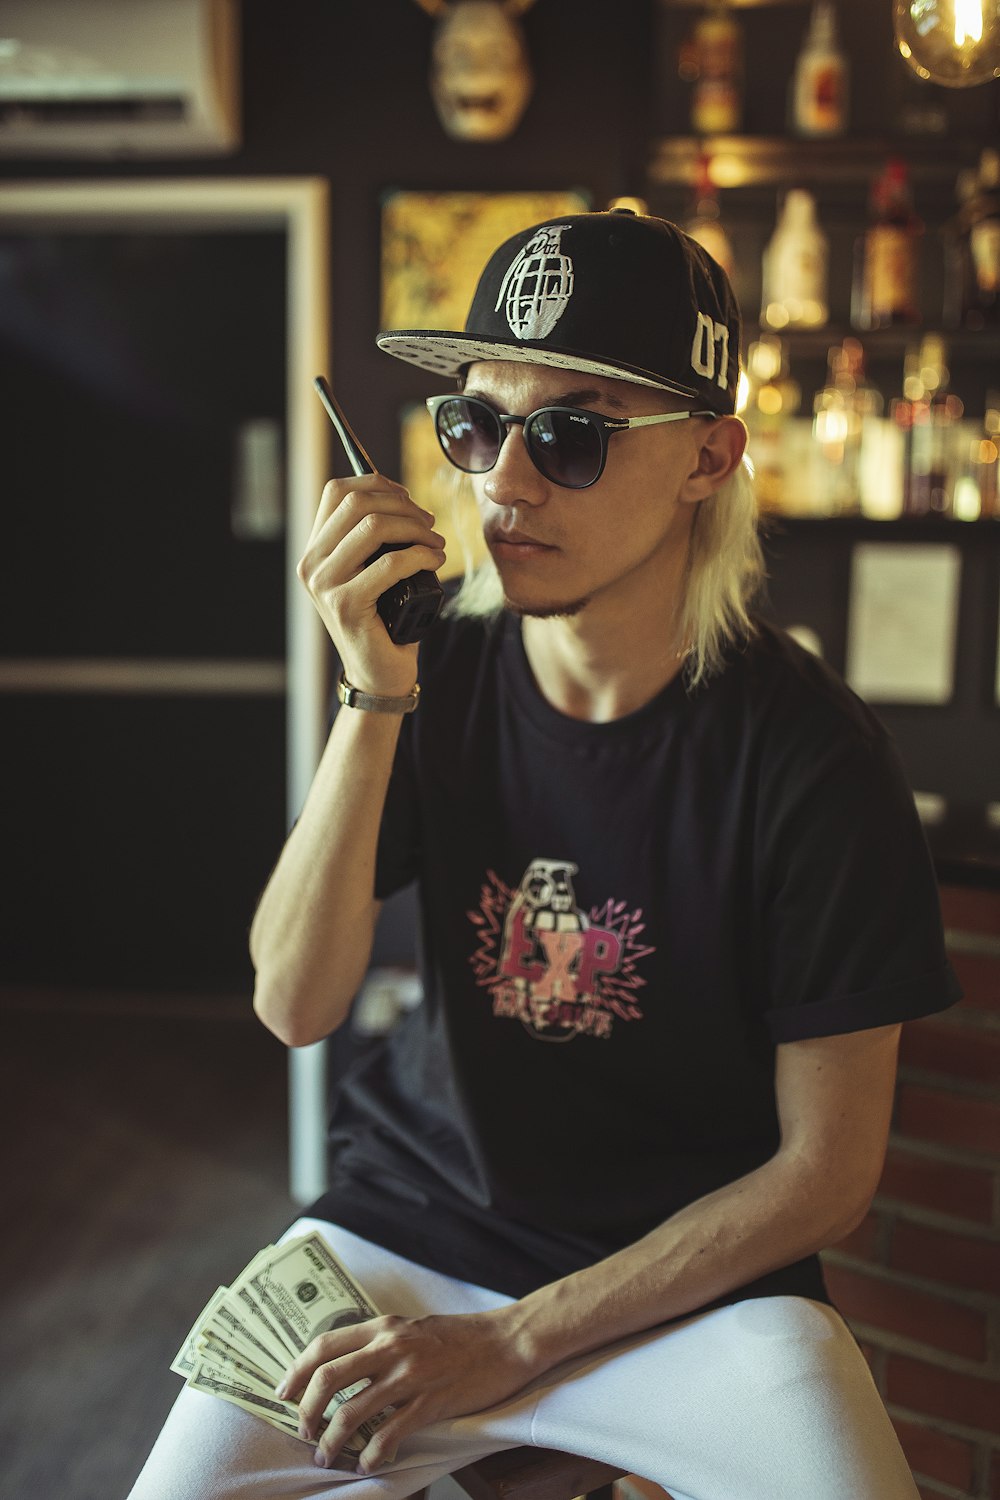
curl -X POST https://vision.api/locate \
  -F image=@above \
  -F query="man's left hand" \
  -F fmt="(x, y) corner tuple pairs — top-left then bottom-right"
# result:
(277, 1307), (538, 1472)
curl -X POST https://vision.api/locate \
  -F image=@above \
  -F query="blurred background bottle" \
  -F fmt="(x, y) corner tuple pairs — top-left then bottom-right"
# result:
(684, 1), (743, 135)
(943, 165), (981, 330)
(889, 344), (923, 514)
(906, 334), (964, 517)
(742, 334), (805, 514)
(967, 148), (1000, 330)
(944, 150), (1000, 332)
(852, 158), (922, 330)
(684, 150), (735, 281)
(953, 394), (1000, 521)
(790, 0), (849, 137)
(761, 189), (829, 329)
(979, 398), (1000, 519)
(812, 338), (884, 514)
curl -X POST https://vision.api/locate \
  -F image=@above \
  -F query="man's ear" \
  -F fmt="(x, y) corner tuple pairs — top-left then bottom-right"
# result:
(679, 416), (747, 504)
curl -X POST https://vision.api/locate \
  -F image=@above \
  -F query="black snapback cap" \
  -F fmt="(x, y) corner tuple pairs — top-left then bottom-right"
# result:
(377, 209), (742, 416)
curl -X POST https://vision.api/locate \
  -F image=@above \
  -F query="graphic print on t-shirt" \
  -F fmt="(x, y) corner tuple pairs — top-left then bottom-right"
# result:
(467, 858), (655, 1042)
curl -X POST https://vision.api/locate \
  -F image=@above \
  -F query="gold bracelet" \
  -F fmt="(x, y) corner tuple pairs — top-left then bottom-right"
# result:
(336, 671), (420, 715)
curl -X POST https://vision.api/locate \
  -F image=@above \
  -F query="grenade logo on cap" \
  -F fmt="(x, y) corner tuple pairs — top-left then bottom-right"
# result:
(496, 225), (574, 341)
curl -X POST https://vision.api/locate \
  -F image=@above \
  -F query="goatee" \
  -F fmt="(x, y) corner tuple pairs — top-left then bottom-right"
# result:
(506, 594), (591, 620)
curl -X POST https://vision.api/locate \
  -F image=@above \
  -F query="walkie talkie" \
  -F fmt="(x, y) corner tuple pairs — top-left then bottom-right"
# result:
(313, 376), (444, 646)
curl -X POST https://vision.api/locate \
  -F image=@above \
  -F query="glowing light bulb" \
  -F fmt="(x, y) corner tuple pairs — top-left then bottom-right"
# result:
(954, 0), (984, 44)
(894, 0), (1000, 86)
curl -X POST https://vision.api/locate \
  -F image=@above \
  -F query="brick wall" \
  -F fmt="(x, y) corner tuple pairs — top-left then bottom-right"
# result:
(821, 884), (1000, 1500)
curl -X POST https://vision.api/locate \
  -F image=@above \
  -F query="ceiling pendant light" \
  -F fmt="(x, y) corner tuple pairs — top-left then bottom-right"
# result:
(893, 0), (1000, 87)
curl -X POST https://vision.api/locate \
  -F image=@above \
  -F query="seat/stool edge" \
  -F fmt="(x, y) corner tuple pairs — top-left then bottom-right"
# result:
(411, 1446), (628, 1500)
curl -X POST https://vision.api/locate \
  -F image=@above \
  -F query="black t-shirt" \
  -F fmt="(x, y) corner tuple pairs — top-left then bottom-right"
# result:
(310, 611), (960, 1304)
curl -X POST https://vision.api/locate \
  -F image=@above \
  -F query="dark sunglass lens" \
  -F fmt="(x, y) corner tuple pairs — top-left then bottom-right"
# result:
(436, 398), (502, 474)
(527, 410), (604, 488)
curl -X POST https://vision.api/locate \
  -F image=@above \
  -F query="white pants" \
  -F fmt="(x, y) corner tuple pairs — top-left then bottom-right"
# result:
(126, 1217), (919, 1500)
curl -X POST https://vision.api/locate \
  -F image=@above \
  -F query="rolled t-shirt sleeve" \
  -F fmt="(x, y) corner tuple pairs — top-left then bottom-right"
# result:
(759, 724), (962, 1044)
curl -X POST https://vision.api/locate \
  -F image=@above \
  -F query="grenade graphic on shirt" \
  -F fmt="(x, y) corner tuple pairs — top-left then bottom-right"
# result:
(495, 225), (575, 340)
(501, 858), (589, 1040)
(472, 859), (652, 1041)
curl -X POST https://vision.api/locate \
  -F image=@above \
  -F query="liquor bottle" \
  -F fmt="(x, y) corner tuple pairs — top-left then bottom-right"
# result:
(761, 189), (829, 329)
(889, 343), (924, 515)
(743, 335), (803, 513)
(942, 166), (979, 331)
(906, 335), (964, 517)
(956, 396), (1000, 520)
(812, 338), (883, 514)
(953, 417), (999, 522)
(967, 148), (1000, 330)
(852, 159), (922, 332)
(684, 151), (735, 282)
(791, 0), (849, 137)
(689, 2), (743, 136)
(980, 399), (1000, 519)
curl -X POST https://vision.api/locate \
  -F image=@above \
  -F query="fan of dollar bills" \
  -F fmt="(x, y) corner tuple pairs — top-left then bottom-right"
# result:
(171, 1231), (388, 1456)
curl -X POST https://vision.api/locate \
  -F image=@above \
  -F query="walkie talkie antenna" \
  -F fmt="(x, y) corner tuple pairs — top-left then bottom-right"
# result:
(312, 376), (443, 645)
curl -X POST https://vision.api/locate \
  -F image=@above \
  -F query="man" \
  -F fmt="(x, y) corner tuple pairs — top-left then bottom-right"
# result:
(128, 211), (959, 1500)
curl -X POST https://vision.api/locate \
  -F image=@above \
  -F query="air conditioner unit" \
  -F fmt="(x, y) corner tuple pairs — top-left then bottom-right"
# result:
(0, 0), (240, 156)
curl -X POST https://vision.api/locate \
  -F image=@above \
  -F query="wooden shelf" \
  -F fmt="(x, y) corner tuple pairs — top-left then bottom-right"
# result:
(759, 515), (1000, 538)
(649, 135), (984, 189)
(662, 0), (812, 7)
(745, 324), (1000, 360)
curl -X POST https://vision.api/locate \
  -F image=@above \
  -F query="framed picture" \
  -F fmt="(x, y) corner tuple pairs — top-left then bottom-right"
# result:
(845, 542), (962, 706)
(381, 189), (589, 332)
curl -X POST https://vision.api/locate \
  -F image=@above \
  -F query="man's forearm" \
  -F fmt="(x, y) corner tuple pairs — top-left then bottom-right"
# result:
(498, 1147), (863, 1381)
(250, 705), (404, 1047)
(495, 1023), (901, 1381)
(283, 1144), (867, 1472)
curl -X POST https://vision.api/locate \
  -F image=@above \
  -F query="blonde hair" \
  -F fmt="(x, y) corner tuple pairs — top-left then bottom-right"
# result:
(443, 455), (765, 690)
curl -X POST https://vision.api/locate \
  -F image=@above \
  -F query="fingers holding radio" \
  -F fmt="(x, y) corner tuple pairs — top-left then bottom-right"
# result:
(307, 474), (434, 556)
(337, 510), (445, 582)
(296, 474), (445, 676)
(299, 507), (445, 599)
(311, 470), (408, 523)
(301, 473), (437, 571)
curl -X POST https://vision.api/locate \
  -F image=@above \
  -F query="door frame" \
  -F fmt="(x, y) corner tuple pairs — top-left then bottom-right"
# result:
(0, 176), (332, 1202)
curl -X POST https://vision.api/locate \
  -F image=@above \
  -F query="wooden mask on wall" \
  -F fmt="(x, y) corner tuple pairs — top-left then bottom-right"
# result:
(414, 0), (538, 140)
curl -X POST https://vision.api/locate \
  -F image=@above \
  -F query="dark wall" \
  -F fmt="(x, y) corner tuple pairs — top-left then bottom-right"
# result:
(0, 0), (655, 989)
(3, 0), (654, 458)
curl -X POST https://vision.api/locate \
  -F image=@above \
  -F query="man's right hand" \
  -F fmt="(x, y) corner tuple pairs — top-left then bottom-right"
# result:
(296, 473), (446, 696)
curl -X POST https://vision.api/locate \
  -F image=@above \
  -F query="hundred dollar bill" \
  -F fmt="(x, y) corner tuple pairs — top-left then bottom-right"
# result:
(227, 1281), (293, 1366)
(171, 1287), (228, 1379)
(239, 1231), (381, 1358)
(171, 1232), (388, 1454)
(206, 1293), (287, 1379)
(196, 1327), (281, 1390)
(172, 1285), (285, 1384)
(186, 1358), (303, 1440)
(191, 1355), (371, 1456)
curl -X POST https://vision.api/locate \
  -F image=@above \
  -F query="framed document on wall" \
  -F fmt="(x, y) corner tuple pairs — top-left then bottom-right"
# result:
(845, 543), (962, 706)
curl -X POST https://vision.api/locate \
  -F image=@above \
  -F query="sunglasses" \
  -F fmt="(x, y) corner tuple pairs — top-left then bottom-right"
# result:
(425, 393), (718, 491)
